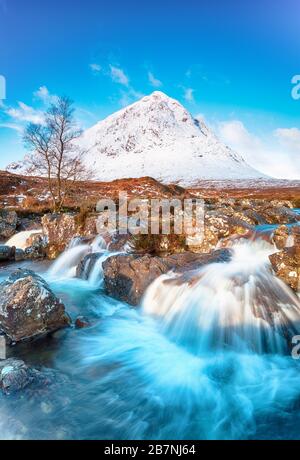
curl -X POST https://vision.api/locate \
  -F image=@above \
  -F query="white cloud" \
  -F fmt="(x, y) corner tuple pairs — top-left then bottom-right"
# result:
(218, 120), (261, 151)
(218, 120), (300, 180)
(0, 122), (23, 133)
(90, 63), (102, 73)
(184, 88), (195, 103)
(274, 128), (300, 153)
(110, 65), (129, 86)
(34, 86), (57, 105)
(148, 72), (162, 88)
(118, 88), (144, 107)
(0, 86), (59, 133)
(6, 102), (44, 124)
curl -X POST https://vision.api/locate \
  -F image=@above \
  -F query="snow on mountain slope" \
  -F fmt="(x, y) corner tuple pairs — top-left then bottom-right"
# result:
(81, 91), (266, 186)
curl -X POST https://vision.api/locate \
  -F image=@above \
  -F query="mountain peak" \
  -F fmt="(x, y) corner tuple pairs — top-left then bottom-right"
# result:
(81, 92), (265, 185)
(147, 90), (170, 99)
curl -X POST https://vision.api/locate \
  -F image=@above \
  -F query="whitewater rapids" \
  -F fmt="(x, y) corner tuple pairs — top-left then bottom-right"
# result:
(1, 237), (300, 440)
(6, 230), (42, 249)
(143, 239), (300, 354)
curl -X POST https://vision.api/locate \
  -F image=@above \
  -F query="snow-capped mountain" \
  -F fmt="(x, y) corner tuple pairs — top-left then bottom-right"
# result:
(81, 91), (265, 186)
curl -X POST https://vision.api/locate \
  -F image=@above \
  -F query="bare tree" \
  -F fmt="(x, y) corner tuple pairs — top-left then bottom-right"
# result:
(24, 97), (90, 212)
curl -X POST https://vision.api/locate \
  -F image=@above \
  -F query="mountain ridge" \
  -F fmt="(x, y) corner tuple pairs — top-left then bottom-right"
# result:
(81, 91), (266, 186)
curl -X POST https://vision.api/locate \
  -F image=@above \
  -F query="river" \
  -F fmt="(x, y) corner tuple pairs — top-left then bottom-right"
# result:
(0, 225), (300, 440)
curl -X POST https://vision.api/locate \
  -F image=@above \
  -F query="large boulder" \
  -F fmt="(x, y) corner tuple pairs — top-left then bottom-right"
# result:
(0, 210), (17, 240)
(42, 213), (101, 259)
(0, 269), (70, 342)
(193, 212), (254, 253)
(42, 213), (80, 259)
(103, 249), (231, 306)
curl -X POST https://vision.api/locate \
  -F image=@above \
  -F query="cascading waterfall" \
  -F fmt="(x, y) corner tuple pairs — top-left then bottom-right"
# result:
(66, 237), (300, 440)
(91, 234), (107, 252)
(143, 239), (300, 354)
(6, 229), (42, 249)
(47, 235), (110, 284)
(48, 244), (91, 278)
(67, 236), (84, 249)
(87, 252), (111, 287)
(2, 233), (300, 440)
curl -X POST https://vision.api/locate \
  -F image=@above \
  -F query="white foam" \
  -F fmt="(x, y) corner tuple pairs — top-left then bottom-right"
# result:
(6, 230), (42, 249)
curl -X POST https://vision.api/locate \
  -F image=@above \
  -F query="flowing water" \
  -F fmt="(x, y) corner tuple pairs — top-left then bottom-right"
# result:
(0, 232), (300, 440)
(5, 229), (42, 249)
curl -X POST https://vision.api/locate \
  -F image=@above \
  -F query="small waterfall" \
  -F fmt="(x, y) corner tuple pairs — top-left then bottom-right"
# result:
(6, 230), (42, 249)
(87, 252), (112, 287)
(67, 236), (84, 249)
(48, 244), (91, 278)
(48, 234), (109, 282)
(143, 239), (300, 354)
(91, 235), (107, 252)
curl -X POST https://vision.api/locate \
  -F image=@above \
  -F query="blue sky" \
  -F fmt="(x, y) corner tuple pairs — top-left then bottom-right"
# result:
(0, 0), (299, 178)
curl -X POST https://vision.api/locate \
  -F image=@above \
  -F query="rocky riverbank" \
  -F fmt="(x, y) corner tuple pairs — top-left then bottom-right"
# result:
(0, 182), (298, 374)
(0, 186), (298, 441)
(0, 192), (299, 297)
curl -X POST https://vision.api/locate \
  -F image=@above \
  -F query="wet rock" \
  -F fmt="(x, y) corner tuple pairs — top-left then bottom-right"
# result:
(76, 252), (104, 280)
(272, 225), (290, 250)
(14, 248), (25, 262)
(82, 214), (98, 236)
(0, 210), (17, 240)
(0, 359), (34, 394)
(42, 213), (79, 259)
(269, 229), (300, 292)
(75, 316), (90, 329)
(103, 249), (231, 306)
(17, 216), (42, 232)
(25, 232), (44, 247)
(254, 205), (299, 225)
(0, 358), (68, 395)
(241, 208), (267, 225)
(194, 212), (254, 253)
(42, 213), (100, 259)
(128, 233), (187, 256)
(0, 245), (15, 262)
(108, 233), (131, 252)
(0, 269), (70, 342)
(24, 233), (47, 260)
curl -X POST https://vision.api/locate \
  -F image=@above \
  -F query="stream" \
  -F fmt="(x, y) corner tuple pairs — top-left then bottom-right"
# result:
(0, 225), (300, 440)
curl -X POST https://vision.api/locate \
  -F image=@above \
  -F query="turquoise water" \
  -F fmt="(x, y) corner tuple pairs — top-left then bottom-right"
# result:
(0, 234), (300, 440)
(255, 208), (300, 234)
